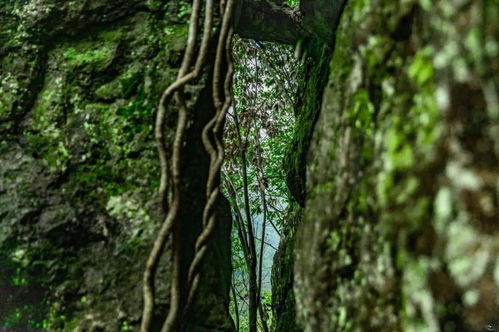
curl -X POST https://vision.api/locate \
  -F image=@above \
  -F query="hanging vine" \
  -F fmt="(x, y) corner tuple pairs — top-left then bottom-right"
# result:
(141, 0), (235, 331)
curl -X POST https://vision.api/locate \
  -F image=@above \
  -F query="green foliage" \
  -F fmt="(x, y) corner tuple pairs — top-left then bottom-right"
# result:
(224, 37), (301, 331)
(226, 38), (299, 229)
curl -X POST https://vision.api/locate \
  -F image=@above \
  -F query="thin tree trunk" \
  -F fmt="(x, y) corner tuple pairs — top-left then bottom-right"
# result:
(226, 177), (250, 259)
(241, 155), (258, 332)
(256, 192), (270, 332)
(255, 133), (270, 332)
(232, 112), (258, 332)
(226, 176), (258, 332)
(231, 277), (240, 332)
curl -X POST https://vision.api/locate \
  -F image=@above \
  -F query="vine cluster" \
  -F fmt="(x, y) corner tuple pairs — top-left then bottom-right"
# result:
(140, 0), (235, 331)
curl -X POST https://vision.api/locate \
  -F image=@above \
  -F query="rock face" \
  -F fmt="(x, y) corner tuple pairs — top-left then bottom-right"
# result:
(2, 0), (497, 331)
(292, 0), (499, 331)
(273, 35), (334, 332)
(0, 1), (233, 331)
(271, 204), (302, 332)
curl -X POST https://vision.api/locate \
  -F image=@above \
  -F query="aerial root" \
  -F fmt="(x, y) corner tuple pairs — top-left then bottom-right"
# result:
(141, 0), (235, 331)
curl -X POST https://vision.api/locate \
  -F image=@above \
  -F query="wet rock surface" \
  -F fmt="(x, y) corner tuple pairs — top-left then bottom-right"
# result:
(0, 1), (234, 330)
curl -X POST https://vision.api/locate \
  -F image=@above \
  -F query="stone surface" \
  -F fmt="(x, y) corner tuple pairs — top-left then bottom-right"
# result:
(293, 0), (499, 331)
(0, 1), (234, 331)
(271, 203), (302, 332)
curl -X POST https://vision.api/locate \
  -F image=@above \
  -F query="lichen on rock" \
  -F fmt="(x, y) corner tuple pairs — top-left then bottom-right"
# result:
(292, 0), (499, 331)
(0, 1), (234, 331)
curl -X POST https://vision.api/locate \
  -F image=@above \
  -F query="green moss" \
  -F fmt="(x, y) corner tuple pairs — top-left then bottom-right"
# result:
(376, 48), (440, 217)
(347, 90), (374, 131)
(272, 203), (302, 332)
(284, 39), (332, 205)
(291, 0), (459, 329)
(0, 2), (202, 331)
(408, 47), (435, 86)
(95, 80), (122, 100)
(163, 24), (189, 51)
(23, 76), (71, 172)
(121, 70), (144, 98)
(63, 46), (115, 71)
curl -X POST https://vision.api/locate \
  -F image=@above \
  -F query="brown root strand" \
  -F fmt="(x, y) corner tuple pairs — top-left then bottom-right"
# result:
(181, 0), (235, 318)
(157, 0), (215, 211)
(142, 0), (215, 331)
(142, 92), (188, 332)
(143, 0), (235, 330)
